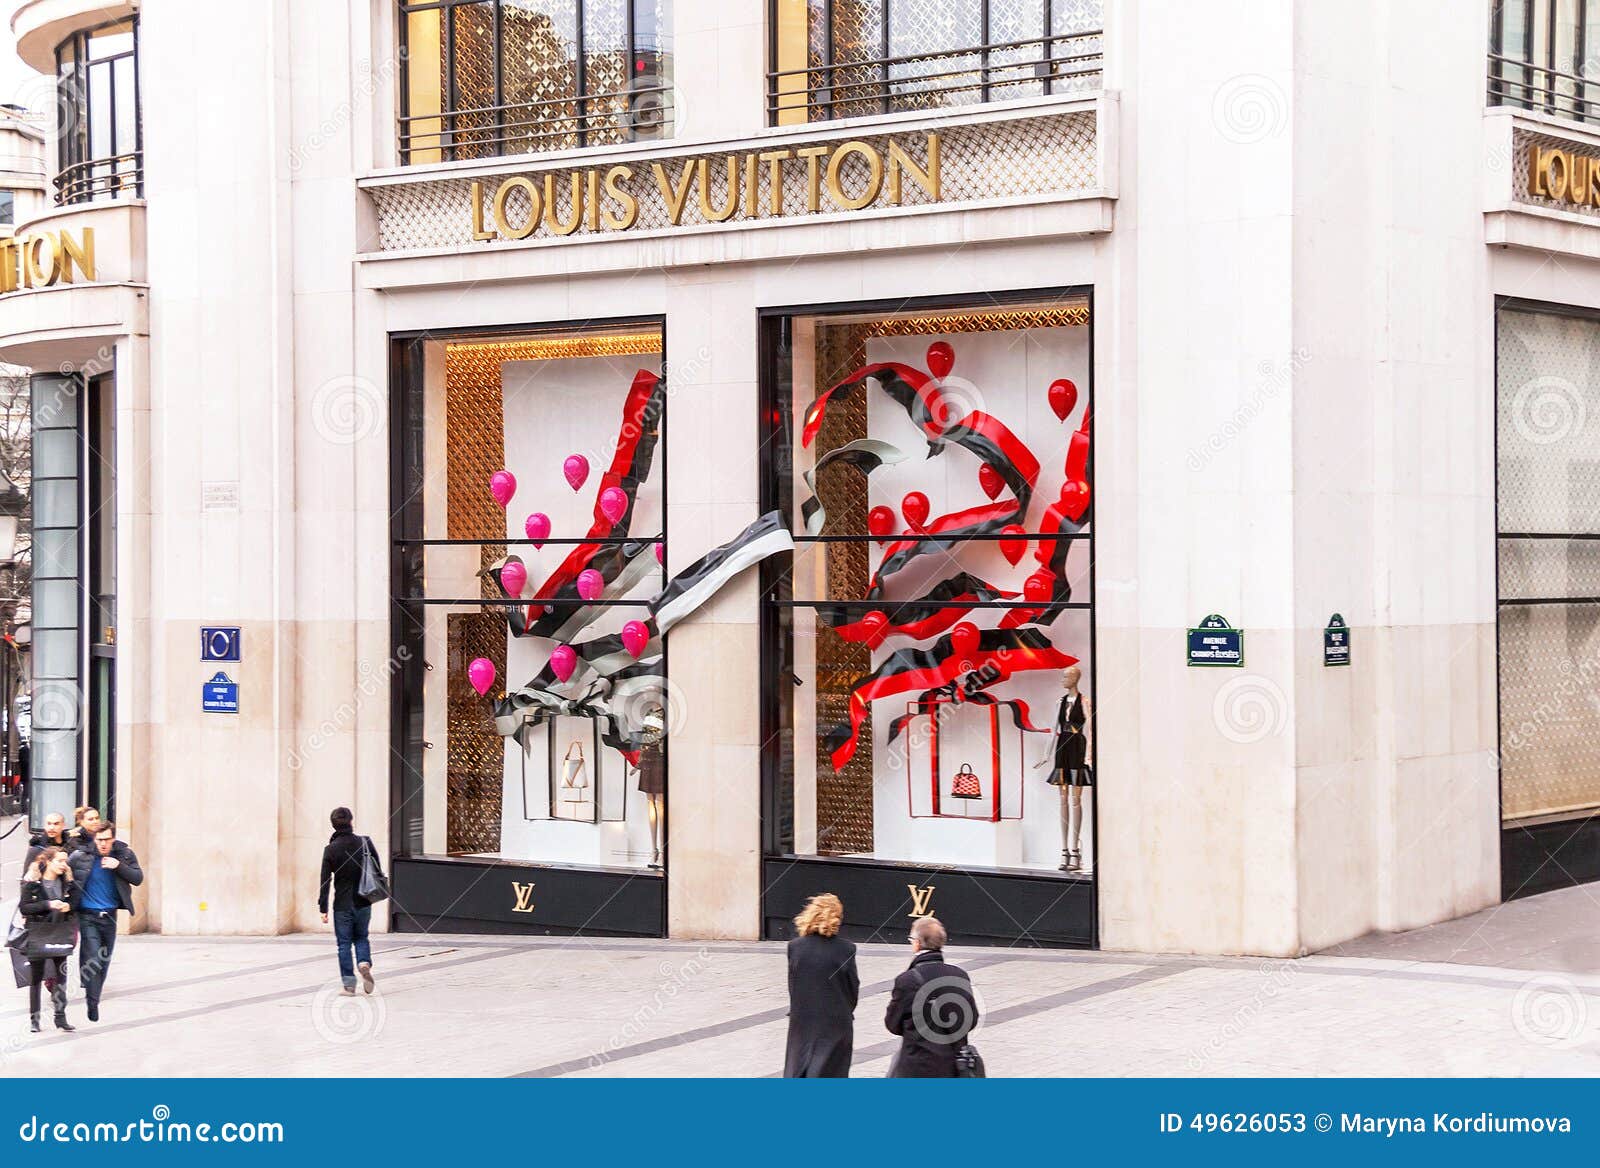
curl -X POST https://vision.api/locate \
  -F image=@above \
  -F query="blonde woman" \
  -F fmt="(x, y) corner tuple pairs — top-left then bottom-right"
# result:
(783, 893), (859, 1077)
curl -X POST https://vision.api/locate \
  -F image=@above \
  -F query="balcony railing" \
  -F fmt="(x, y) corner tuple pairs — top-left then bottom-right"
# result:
(54, 152), (143, 206)
(767, 29), (1103, 125)
(399, 81), (674, 164)
(1488, 52), (1600, 126)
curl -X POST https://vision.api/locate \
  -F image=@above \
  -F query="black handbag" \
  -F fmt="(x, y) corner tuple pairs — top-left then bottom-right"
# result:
(7, 945), (27, 990)
(357, 836), (390, 905)
(954, 1042), (987, 1078)
(3, 906), (24, 952)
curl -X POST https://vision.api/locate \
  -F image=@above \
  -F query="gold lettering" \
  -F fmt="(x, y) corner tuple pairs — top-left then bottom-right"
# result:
(470, 180), (496, 240)
(1529, 144), (1548, 197)
(888, 133), (941, 204)
(825, 140), (884, 211)
(0, 238), (15, 293)
(744, 152), (760, 218)
(759, 149), (792, 215)
(23, 233), (58, 287)
(57, 228), (95, 283)
(511, 881), (536, 913)
(1572, 155), (1590, 205)
(601, 165), (639, 230)
(543, 172), (584, 236)
(585, 169), (601, 232)
(797, 145), (830, 212)
(906, 884), (936, 918)
(696, 155), (740, 222)
(492, 176), (541, 240)
(1589, 155), (1600, 205)
(652, 161), (697, 225)
(1548, 149), (1569, 200)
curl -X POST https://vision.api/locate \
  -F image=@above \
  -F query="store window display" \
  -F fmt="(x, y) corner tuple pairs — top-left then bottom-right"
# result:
(763, 293), (1095, 876)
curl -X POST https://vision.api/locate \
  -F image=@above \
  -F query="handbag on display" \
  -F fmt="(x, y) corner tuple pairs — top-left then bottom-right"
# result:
(560, 741), (590, 802)
(950, 763), (983, 800)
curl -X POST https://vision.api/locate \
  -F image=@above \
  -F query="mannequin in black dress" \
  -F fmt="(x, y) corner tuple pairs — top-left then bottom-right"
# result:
(1036, 664), (1093, 871)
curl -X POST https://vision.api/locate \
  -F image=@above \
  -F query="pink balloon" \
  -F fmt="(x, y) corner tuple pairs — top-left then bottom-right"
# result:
(524, 512), (550, 549)
(563, 455), (590, 492)
(621, 620), (649, 659)
(654, 542), (664, 565)
(549, 644), (577, 683)
(600, 486), (628, 523)
(467, 657), (496, 697)
(576, 569), (604, 601)
(499, 560), (527, 597)
(489, 470), (517, 509)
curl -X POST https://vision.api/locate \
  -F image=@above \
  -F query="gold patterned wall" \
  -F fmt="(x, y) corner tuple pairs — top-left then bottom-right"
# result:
(447, 612), (505, 854)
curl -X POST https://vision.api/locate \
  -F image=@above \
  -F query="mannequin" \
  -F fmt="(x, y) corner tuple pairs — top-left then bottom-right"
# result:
(635, 741), (665, 869)
(1038, 665), (1093, 871)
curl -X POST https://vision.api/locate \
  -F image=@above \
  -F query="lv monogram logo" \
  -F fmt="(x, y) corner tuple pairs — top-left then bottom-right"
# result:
(906, 884), (936, 918)
(511, 881), (537, 914)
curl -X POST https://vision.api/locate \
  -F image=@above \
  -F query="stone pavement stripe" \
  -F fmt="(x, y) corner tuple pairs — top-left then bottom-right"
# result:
(1293, 959), (1600, 996)
(513, 952), (1030, 1078)
(19, 945), (528, 1042)
(802, 962), (1197, 1074)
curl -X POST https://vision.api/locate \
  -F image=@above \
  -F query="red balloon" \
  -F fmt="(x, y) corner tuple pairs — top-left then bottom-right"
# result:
(978, 463), (1004, 501)
(1048, 378), (1078, 422)
(901, 491), (930, 531)
(950, 621), (980, 659)
(860, 610), (889, 651)
(1060, 479), (1091, 522)
(1024, 570), (1054, 604)
(999, 524), (1029, 566)
(867, 505), (896, 544)
(926, 341), (955, 379)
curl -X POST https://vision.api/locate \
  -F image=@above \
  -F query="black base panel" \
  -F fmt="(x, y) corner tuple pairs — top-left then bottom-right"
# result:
(390, 856), (664, 937)
(762, 856), (1094, 948)
(1502, 815), (1600, 900)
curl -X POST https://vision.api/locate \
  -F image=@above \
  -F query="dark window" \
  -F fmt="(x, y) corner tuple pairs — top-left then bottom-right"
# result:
(54, 18), (142, 205)
(769, 0), (1103, 125)
(0, 190), (13, 225)
(398, 0), (675, 164)
(1489, 0), (1600, 123)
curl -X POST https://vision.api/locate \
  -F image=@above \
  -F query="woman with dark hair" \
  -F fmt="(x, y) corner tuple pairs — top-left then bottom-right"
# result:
(783, 893), (859, 1077)
(18, 846), (80, 1032)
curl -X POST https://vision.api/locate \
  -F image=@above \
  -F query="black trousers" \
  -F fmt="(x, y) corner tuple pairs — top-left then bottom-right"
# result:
(27, 957), (67, 1018)
(78, 912), (117, 1009)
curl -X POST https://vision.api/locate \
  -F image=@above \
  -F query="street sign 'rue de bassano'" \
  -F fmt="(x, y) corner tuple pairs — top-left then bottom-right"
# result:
(1324, 613), (1351, 667)
(1186, 614), (1244, 667)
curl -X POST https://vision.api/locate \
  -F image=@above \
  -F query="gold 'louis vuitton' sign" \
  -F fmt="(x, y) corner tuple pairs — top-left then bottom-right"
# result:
(906, 884), (936, 919)
(1528, 142), (1600, 207)
(469, 133), (941, 242)
(0, 227), (95, 293)
(511, 881), (536, 914)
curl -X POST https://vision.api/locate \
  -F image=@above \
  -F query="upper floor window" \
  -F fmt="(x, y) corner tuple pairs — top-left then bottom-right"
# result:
(55, 18), (142, 206)
(1490, 0), (1600, 124)
(399, 0), (674, 165)
(0, 190), (13, 226)
(769, 0), (1102, 126)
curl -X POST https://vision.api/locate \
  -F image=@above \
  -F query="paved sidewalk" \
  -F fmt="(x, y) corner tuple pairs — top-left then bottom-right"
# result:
(1, 813), (1597, 1077)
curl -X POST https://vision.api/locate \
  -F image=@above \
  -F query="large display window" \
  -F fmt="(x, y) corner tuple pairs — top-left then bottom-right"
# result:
(759, 290), (1095, 945)
(391, 320), (671, 933)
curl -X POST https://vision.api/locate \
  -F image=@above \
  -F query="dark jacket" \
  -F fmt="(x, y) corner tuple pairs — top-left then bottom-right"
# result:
(783, 932), (860, 1077)
(318, 827), (376, 913)
(68, 841), (144, 915)
(22, 831), (71, 870)
(18, 877), (81, 959)
(884, 948), (979, 1078)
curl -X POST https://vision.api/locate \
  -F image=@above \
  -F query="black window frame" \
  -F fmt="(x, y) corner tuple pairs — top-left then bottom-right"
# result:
(53, 16), (143, 206)
(1489, 0), (1600, 124)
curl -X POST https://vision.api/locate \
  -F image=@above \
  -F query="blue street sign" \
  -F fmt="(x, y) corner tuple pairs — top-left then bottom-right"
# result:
(201, 626), (241, 662)
(1324, 613), (1351, 667)
(1186, 614), (1244, 667)
(202, 671), (240, 714)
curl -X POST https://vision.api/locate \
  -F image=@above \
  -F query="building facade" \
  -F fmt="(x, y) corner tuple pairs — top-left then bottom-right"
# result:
(0, 0), (1590, 956)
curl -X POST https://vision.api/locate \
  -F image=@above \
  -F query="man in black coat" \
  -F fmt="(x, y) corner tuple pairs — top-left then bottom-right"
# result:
(24, 811), (70, 868)
(68, 821), (144, 1022)
(884, 916), (980, 1077)
(318, 807), (380, 996)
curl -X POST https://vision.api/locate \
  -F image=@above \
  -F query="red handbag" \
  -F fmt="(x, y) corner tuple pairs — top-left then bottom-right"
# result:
(951, 763), (983, 799)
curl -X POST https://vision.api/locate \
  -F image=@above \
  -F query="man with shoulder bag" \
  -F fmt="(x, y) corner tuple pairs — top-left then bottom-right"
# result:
(884, 916), (984, 1077)
(317, 807), (387, 996)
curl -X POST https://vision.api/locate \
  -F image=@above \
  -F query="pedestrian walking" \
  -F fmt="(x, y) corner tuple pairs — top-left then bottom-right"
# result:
(884, 916), (980, 1078)
(68, 820), (143, 1021)
(66, 806), (102, 853)
(317, 807), (382, 995)
(782, 893), (859, 1077)
(24, 811), (69, 868)
(18, 847), (80, 1032)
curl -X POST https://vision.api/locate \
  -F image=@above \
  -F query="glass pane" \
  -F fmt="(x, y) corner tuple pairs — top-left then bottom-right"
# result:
(28, 778), (79, 823)
(32, 376), (78, 429)
(582, 0), (629, 145)
(1499, 601), (1600, 820)
(404, 7), (445, 163)
(829, 0), (884, 118)
(34, 427), (76, 478)
(30, 482), (79, 531)
(767, 295), (1094, 872)
(31, 529), (80, 582)
(888, 0), (982, 113)
(501, 0), (580, 153)
(32, 578), (78, 630)
(31, 678), (81, 732)
(85, 20), (134, 61)
(409, 322), (667, 869)
(631, 0), (673, 137)
(0, 190), (13, 226)
(113, 56), (136, 157)
(88, 60), (111, 158)
(32, 628), (78, 680)
(448, 1), (498, 159)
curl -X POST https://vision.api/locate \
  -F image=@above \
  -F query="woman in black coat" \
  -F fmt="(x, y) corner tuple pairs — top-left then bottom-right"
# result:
(783, 893), (859, 1077)
(18, 847), (80, 1032)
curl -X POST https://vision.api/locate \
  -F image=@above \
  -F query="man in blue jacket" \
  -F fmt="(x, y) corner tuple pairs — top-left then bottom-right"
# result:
(68, 821), (144, 1022)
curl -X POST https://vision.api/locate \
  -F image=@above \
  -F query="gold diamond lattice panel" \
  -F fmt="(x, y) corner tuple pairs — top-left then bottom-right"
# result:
(368, 109), (1098, 251)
